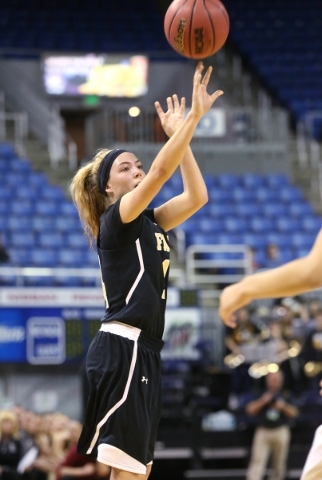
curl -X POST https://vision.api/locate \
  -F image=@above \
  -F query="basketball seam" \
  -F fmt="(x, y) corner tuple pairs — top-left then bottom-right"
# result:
(189, 0), (198, 57)
(166, 0), (190, 49)
(206, 0), (230, 28)
(204, 0), (216, 56)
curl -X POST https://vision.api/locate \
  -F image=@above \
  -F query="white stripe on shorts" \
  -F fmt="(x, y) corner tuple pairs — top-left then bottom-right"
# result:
(86, 322), (140, 454)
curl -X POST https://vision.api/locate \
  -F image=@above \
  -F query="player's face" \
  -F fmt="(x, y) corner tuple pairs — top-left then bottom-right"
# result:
(106, 152), (146, 200)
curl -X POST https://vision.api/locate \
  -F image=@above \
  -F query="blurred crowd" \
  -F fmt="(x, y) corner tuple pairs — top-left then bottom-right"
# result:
(0, 407), (110, 480)
(224, 294), (322, 397)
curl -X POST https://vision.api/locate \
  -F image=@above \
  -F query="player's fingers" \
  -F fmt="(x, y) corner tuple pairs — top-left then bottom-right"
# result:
(180, 97), (186, 112)
(201, 66), (213, 86)
(211, 90), (224, 101)
(166, 96), (173, 112)
(154, 101), (164, 117)
(173, 94), (180, 111)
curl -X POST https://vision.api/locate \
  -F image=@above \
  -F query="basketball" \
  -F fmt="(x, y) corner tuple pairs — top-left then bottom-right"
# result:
(164, 0), (230, 59)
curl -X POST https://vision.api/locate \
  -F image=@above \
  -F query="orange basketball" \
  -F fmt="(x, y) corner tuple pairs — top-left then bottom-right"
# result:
(164, 0), (230, 59)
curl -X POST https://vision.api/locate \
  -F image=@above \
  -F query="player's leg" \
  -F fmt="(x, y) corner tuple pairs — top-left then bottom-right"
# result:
(110, 464), (152, 480)
(301, 425), (322, 480)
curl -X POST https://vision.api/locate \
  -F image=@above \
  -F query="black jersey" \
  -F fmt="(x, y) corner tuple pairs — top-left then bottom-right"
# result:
(97, 198), (170, 339)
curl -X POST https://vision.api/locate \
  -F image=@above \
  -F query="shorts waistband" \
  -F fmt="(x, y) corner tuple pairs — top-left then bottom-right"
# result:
(100, 321), (164, 352)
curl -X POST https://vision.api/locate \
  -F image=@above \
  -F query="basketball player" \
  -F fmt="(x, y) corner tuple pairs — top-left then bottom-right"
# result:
(219, 229), (322, 480)
(70, 62), (223, 480)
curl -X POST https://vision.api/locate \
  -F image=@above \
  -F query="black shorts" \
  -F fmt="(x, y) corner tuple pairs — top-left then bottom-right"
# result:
(77, 321), (164, 475)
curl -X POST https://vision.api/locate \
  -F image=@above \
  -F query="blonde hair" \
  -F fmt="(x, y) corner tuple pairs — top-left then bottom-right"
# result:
(70, 149), (111, 246)
(0, 410), (20, 440)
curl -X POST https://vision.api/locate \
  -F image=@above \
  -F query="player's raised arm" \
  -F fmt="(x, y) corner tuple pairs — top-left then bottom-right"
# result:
(219, 228), (322, 327)
(118, 62), (223, 224)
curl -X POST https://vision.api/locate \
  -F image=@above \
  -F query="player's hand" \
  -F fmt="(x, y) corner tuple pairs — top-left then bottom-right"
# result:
(191, 62), (223, 119)
(219, 283), (252, 328)
(155, 94), (185, 138)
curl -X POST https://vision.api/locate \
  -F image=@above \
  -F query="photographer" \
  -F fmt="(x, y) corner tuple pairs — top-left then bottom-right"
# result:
(245, 370), (299, 480)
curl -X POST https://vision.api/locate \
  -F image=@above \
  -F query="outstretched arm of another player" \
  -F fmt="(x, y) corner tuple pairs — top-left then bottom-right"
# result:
(219, 228), (322, 328)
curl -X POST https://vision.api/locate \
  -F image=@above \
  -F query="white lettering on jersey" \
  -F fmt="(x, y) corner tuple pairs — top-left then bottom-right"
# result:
(155, 233), (170, 252)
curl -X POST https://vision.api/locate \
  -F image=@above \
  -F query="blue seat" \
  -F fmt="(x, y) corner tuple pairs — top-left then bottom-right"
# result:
(250, 217), (274, 232)
(291, 233), (316, 249)
(54, 216), (83, 233)
(65, 233), (88, 249)
(10, 159), (31, 173)
(10, 232), (35, 248)
(235, 203), (262, 217)
(6, 173), (28, 187)
(58, 248), (86, 267)
(0, 201), (10, 215)
(279, 186), (303, 203)
(241, 174), (264, 188)
(216, 174), (240, 189)
(179, 218), (200, 234)
(264, 174), (289, 188)
(289, 202), (314, 217)
(0, 216), (9, 231)
(40, 185), (65, 201)
(275, 217), (301, 232)
(217, 233), (243, 244)
(301, 216), (322, 233)
(208, 189), (234, 202)
(8, 216), (33, 232)
(0, 143), (16, 159)
(231, 188), (256, 203)
(208, 204), (235, 217)
(262, 203), (289, 217)
(186, 232), (216, 246)
(31, 216), (56, 232)
(255, 188), (281, 203)
(0, 186), (12, 200)
(224, 217), (249, 233)
(86, 249), (99, 267)
(7, 248), (30, 266)
(199, 218), (223, 233)
(266, 233), (290, 248)
(11, 200), (35, 215)
(242, 233), (267, 249)
(28, 172), (49, 188)
(35, 201), (62, 216)
(16, 186), (39, 201)
(30, 249), (59, 267)
(60, 202), (79, 216)
(38, 232), (65, 248)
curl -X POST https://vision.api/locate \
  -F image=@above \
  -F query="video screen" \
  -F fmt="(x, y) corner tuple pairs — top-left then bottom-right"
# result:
(42, 54), (149, 97)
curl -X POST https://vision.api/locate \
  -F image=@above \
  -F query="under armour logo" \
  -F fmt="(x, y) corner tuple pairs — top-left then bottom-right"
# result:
(141, 376), (148, 384)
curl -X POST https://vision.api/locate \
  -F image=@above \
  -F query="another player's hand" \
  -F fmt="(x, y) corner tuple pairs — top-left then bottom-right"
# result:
(219, 282), (252, 328)
(191, 62), (223, 119)
(155, 94), (185, 138)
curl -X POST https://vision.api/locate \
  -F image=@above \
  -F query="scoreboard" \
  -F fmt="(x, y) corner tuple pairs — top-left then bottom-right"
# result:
(0, 287), (200, 365)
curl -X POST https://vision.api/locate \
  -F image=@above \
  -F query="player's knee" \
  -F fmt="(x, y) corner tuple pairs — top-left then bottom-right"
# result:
(111, 467), (148, 480)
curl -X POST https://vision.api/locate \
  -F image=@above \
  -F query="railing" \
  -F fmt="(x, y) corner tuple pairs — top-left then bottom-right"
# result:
(48, 108), (78, 171)
(186, 244), (253, 285)
(0, 108), (28, 156)
(296, 115), (322, 204)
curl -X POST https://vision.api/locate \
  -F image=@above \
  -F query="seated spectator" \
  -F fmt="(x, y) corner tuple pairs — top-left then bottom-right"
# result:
(301, 308), (322, 388)
(225, 307), (261, 394)
(0, 233), (9, 264)
(245, 371), (299, 480)
(0, 410), (22, 480)
(56, 421), (110, 480)
(263, 243), (285, 269)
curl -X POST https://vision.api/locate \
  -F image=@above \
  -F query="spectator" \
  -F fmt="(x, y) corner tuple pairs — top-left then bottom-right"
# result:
(263, 243), (285, 269)
(56, 421), (98, 480)
(0, 410), (22, 480)
(245, 371), (299, 480)
(225, 307), (261, 394)
(301, 308), (322, 388)
(0, 233), (9, 264)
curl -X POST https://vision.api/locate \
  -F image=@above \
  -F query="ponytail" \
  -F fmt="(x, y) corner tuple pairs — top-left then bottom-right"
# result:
(70, 149), (111, 247)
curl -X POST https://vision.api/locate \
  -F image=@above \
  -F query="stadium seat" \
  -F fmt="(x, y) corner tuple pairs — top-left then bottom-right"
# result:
(7, 248), (31, 266)
(54, 216), (83, 233)
(30, 249), (59, 267)
(241, 173), (264, 188)
(31, 216), (56, 232)
(199, 218), (223, 233)
(38, 232), (65, 248)
(58, 248), (87, 267)
(65, 233), (88, 249)
(224, 217), (249, 233)
(11, 200), (35, 215)
(235, 203), (262, 217)
(231, 188), (256, 203)
(35, 201), (62, 216)
(60, 202), (79, 216)
(10, 232), (35, 248)
(289, 202), (314, 217)
(0, 143), (16, 159)
(275, 217), (301, 232)
(301, 216), (322, 233)
(208, 203), (236, 217)
(217, 174), (240, 189)
(262, 203), (289, 217)
(0, 186), (12, 200)
(250, 217), (274, 232)
(40, 185), (65, 201)
(242, 233), (267, 249)
(8, 216), (32, 232)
